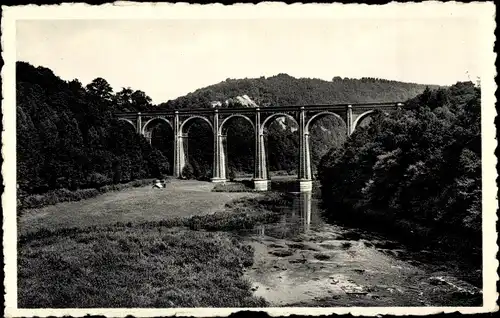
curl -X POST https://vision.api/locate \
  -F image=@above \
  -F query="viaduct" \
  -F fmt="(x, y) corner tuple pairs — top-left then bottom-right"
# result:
(114, 102), (404, 192)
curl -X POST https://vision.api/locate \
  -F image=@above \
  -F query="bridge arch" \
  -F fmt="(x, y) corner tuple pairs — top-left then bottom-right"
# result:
(305, 111), (346, 134)
(352, 110), (376, 132)
(218, 114), (255, 179)
(260, 113), (298, 134)
(141, 116), (173, 135)
(219, 114), (255, 134)
(117, 118), (136, 131)
(180, 115), (214, 133)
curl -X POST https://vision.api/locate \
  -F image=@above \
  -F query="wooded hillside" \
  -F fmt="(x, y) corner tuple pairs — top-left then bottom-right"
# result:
(16, 61), (437, 194)
(318, 82), (481, 258)
(156, 74), (435, 177)
(17, 62), (167, 196)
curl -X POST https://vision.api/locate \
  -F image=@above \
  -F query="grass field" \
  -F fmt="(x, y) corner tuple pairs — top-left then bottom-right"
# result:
(19, 226), (267, 308)
(18, 180), (288, 308)
(18, 180), (260, 235)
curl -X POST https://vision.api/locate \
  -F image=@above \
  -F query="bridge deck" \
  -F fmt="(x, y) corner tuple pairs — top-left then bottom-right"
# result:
(114, 101), (404, 117)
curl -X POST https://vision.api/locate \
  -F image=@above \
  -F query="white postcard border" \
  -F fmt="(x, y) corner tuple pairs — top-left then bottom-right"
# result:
(2, 2), (498, 317)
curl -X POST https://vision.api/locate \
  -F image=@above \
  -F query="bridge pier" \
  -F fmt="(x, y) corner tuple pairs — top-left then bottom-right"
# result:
(346, 105), (353, 136)
(211, 133), (228, 183)
(211, 109), (227, 183)
(174, 132), (188, 178)
(253, 108), (269, 191)
(297, 107), (313, 192)
(254, 179), (270, 191)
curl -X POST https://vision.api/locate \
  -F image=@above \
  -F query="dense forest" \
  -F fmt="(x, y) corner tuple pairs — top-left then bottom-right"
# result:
(16, 61), (434, 197)
(318, 82), (482, 258)
(159, 74), (436, 109)
(16, 61), (167, 198)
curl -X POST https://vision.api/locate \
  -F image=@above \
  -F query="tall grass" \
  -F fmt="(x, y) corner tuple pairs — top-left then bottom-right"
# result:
(18, 193), (291, 308)
(19, 228), (267, 308)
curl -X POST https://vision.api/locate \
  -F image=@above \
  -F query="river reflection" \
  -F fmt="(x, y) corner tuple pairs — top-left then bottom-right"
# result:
(242, 190), (483, 307)
(248, 192), (324, 240)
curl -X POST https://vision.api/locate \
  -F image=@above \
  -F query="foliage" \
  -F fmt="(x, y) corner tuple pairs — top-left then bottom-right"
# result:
(212, 182), (255, 193)
(318, 82), (481, 255)
(17, 60), (435, 190)
(159, 74), (435, 109)
(181, 163), (195, 179)
(16, 62), (164, 195)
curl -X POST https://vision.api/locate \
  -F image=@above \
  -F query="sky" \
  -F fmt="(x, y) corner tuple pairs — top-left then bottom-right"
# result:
(16, 17), (484, 104)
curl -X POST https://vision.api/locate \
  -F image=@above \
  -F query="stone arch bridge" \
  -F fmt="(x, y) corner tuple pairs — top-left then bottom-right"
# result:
(114, 102), (404, 191)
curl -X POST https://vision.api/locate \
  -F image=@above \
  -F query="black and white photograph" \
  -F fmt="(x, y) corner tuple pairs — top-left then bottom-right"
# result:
(2, 2), (497, 316)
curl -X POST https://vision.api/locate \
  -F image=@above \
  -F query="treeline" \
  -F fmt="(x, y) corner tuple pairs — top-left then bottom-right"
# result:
(159, 73), (435, 109)
(17, 61), (168, 198)
(318, 82), (482, 257)
(16, 61), (435, 198)
(157, 73), (432, 177)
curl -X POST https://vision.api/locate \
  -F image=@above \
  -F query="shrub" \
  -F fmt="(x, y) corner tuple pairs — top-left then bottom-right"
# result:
(181, 163), (195, 179)
(87, 172), (111, 188)
(212, 182), (255, 193)
(228, 167), (236, 181)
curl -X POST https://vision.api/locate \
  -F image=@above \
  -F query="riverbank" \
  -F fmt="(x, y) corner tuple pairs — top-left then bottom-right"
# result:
(18, 179), (482, 308)
(319, 205), (482, 283)
(236, 192), (482, 307)
(18, 182), (287, 308)
(19, 226), (266, 308)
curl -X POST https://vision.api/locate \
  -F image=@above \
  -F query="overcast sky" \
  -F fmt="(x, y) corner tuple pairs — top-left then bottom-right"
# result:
(17, 16), (484, 104)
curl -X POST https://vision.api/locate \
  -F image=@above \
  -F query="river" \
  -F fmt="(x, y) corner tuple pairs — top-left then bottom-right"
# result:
(239, 191), (482, 307)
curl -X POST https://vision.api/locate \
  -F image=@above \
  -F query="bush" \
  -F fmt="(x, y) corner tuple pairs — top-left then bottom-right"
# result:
(87, 172), (111, 188)
(228, 167), (236, 181)
(212, 182), (255, 193)
(181, 163), (195, 179)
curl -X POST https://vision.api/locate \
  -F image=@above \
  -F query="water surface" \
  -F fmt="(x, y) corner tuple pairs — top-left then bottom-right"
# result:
(241, 192), (482, 307)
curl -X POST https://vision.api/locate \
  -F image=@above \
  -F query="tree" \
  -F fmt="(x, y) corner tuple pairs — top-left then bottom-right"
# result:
(147, 149), (170, 178)
(130, 90), (152, 110)
(318, 81), (482, 255)
(86, 77), (113, 102)
(16, 62), (161, 195)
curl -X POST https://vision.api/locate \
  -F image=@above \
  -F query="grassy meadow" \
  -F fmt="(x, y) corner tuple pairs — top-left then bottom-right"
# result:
(18, 180), (291, 308)
(19, 227), (266, 308)
(18, 180), (260, 236)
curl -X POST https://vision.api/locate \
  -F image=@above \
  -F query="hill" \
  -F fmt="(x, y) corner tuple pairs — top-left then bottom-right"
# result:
(157, 74), (438, 109)
(156, 74), (440, 177)
(16, 60), (442, 194)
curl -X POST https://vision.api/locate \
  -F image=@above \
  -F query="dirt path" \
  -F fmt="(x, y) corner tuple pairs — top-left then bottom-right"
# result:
(19, 180), (260, 235)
